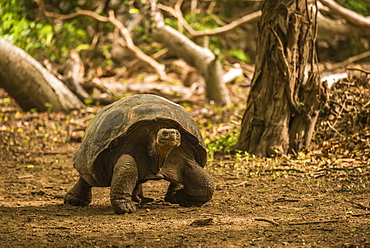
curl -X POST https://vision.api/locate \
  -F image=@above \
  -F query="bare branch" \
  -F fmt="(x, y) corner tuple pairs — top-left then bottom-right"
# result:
(115, 48), (169, 79)
(327, 50), (370, 71)
(319, 0), (370, 29)
(107, 10), (169, 81)
(253, 218), (280, 226)
(158, 3), (261, 37)
(34, 3), (169, 81)
(288, 219), (339, 225)
(158, 4), (197, 35)
(174, 0), (185, 33)
(190, 10), (261, 37)
(317, 10), (369, 39)
(138, 0), (230, 105)
(43, 7), (110, 22)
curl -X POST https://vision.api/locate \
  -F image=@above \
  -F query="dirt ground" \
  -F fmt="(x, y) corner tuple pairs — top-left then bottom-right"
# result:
(1, 140), (369, 248)
(1, 87), (370, 248)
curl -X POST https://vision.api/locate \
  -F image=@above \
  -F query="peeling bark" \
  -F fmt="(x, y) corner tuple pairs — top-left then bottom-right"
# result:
(0, 37), (85, 112)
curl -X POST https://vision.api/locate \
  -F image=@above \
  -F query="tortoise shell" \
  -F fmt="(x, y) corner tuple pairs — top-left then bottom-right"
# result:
(73, 94), (207, 178)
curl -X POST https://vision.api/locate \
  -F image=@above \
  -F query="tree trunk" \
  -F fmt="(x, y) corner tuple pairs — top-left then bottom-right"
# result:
(137, 0), (230, 105)
(0, 37), (85, 112)
(234, 0), (327, 157)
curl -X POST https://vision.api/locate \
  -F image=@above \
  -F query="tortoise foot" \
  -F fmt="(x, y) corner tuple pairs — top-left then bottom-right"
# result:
(64, 191), (91, 206)
(111, 198), (137, 214)
(132, 194), (154, 203)
(64, 177), (92, 206)
(165, 190), (205, 207)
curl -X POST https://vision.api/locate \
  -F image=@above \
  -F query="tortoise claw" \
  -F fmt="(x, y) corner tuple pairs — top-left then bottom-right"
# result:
(64, 177), (92, 207)
(111, 198), (137, 214)
(165, 190), (205, 207)
(64, 192), (91, 206)
(132, 194), (154, 203)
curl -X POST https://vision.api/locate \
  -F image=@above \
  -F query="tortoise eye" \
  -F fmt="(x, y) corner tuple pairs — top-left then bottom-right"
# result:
(162, 130), (168, 136)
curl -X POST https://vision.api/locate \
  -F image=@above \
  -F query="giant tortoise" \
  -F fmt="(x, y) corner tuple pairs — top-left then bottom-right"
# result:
(64, 94), (214, 214)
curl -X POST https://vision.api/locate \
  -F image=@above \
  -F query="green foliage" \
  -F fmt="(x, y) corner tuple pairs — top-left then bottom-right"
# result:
(0, 98), (11, 105)
(83, 99), (94, 105)
(340, 0), (370, 15)
(45, 103), (53, 113)
(184, 13), (220, 31)
(205, 130), (239, 154)
(228, 49), (250, 63)
(83, 99), (101, 106)
(1, 1), (43, 52)
(0, 0), (91, 62)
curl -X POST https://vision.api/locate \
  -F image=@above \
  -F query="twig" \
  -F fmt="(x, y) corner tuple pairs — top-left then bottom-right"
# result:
(351, 213), (370, 217)
(232, 181), (252, 187)
(265, 168), (306, 173)
(326, 120), (345, 137)
(274, 198), (299, 203)
(254, 217), (280, 226)
(346, 200), (370, 210)
(317, 164), (370, 172)
(88, 32), (102, 51)
(288, 219), (339, 225)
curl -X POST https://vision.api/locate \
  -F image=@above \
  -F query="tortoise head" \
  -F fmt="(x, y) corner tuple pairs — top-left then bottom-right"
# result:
(156, 128), (181, 149)
(152, 128), (180, 160)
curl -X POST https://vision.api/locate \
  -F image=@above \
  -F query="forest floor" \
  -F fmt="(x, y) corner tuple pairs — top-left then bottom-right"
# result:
(0, 72), (370, 247)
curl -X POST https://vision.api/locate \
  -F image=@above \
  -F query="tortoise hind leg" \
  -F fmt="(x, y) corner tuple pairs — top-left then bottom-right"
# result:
(164, 160), (215, 207)
(132, 184), (154, 203)
(164, 182), (183, 203)
(64, 176), (92, 206)
(110, 154), (138, 214)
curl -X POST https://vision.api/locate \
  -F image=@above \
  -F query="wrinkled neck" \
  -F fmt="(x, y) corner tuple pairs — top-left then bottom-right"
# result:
(148, 141), (175, 173)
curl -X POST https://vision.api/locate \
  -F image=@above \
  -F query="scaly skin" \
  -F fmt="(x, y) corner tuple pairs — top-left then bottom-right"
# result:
(110, 154), (138, 214)
(164, 161), (214, 207)
(162, 147), (215, 207)
(64, 177), (92, 206)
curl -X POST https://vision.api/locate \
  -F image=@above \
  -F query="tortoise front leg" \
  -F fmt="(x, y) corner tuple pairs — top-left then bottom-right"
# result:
(110, 154), (138, 214)
(64, 176), (92, 206)
(164, 160), (215, 207)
